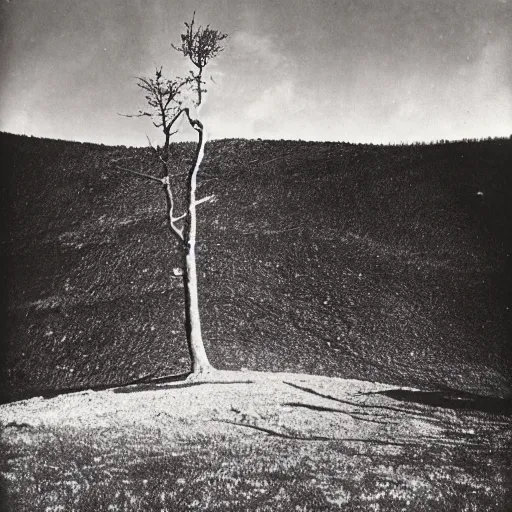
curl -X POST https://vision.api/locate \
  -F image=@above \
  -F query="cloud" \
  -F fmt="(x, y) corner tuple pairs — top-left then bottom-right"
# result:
(246, 80), (294, 120)
(231, 31), (285, 68)
(407, 38), (512, 142)
(334, 35), (512, 143)
(243, 80), (309, 137)
(2, 0), (510, 145)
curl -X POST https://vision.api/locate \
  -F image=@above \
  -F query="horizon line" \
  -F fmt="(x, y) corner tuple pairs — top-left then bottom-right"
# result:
(1, 129), (510, 149)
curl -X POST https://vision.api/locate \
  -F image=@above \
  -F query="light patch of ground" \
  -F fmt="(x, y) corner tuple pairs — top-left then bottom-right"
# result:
(1, 371), (510, 511)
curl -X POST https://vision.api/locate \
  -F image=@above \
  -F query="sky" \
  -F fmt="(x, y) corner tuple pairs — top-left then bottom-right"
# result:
(1, 0), (511, 146)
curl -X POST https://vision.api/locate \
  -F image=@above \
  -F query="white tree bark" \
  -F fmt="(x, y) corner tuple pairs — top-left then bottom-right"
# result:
(183, 111), (213, 374)
(117, 108), (214, 377)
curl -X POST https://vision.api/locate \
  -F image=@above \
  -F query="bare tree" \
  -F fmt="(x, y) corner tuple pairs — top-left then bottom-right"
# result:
(134, 68), (188, 157)
(115, 14), (227, 378)
(172, 12), (228, 107)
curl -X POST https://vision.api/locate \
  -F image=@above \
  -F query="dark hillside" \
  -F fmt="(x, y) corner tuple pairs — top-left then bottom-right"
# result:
(1, 133), (511, 402)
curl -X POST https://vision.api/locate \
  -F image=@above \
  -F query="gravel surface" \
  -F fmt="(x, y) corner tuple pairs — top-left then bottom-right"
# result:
(1, 371), (510, 510)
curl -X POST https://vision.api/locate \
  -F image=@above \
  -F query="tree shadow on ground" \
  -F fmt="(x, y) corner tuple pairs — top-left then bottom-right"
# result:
(0, 372), (193, 405)
(371, 389), (512, 416)
(113, 379), (255, 394)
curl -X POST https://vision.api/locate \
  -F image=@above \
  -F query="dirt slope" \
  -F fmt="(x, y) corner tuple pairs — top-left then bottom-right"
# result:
(1, 371), (510, 510)
(1, 134), (511, 401)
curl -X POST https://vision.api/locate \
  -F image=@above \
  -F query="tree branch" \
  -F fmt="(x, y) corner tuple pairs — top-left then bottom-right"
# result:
(117, 111), (153, 118)
(113, 165), (163, 184)
(157, 106), (202, 139)
(146, 135), (170, 173)
(172, 212), (187, 222)
(194, 195), (215, 206)
(162, 176), (185, 242)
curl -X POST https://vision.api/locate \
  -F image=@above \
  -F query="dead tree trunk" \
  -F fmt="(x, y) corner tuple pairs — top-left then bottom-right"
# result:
(119, 8), (228, 376)
(119, 108), (214, 376)
(182, 113), (212, 373)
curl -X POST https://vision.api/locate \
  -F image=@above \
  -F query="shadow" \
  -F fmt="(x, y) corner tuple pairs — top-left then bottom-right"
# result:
(373, 389), (512, 416)
(283, 402), (390, 424)
(114, 380), (255, 394)
(215, 419), (420, 446)
(0, 372), (192, 405)
(284, 381), (412, 414)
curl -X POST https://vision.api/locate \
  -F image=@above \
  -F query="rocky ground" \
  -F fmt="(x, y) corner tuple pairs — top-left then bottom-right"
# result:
(1, 371), (510, 511)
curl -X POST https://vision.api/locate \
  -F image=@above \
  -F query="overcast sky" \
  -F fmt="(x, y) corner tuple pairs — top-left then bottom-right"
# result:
(1, 0), (511, 146)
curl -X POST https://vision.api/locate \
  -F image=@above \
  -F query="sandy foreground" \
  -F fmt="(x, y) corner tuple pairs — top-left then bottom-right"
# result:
(1, 371), (510, 511)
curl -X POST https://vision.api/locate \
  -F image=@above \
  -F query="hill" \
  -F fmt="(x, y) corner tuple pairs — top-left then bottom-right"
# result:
(1, 133), (511, 402)
(1, 371), (510, 510)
